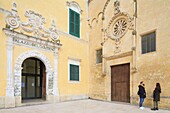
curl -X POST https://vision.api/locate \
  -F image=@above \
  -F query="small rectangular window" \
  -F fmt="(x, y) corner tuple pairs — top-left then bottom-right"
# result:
(96, 49), (102, 64)
(141, 32), (156, 54)
(70, 64), (79, 81)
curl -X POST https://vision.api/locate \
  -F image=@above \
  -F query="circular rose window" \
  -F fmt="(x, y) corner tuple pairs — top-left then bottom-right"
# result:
(107, 13), (130, 40)
(112, 18), (127, 37)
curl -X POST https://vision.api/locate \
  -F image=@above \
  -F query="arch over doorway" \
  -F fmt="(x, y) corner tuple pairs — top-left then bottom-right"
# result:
(21, 57), (45, 99)
(14, 50), (55, 99)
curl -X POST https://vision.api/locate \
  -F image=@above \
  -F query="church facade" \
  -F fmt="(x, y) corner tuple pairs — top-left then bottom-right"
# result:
(88, 0), (170, 108)
(0, 0), (170, 109)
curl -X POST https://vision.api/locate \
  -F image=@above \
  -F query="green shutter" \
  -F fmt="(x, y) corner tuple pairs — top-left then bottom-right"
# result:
(75, 13), (80, 37)
(69, 9), (74, 34)
(69, 9), (80, 38)
(70, 64), (79, 81)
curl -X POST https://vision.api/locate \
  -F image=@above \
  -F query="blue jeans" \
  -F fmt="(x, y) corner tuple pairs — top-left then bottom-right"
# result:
(139, 98), (144, 107)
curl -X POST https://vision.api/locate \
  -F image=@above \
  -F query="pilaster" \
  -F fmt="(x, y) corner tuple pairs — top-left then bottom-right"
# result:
(5, 36), (15, 108)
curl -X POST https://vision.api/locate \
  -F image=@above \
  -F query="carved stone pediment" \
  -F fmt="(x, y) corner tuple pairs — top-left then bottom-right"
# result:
(5, 3), (60, 42)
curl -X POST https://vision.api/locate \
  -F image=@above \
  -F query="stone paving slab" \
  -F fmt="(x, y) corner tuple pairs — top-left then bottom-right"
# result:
(0, 99), (169, 113)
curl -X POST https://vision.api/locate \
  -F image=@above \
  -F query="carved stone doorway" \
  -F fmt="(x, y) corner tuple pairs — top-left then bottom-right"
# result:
(14, 51), (55, 106)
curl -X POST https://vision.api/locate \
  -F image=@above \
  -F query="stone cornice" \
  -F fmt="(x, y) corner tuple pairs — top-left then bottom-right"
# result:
(0, 7), (11, 15)
(68, 57), (81, 62)
(103, 51), (133, 60)
(3, 28), (62, 51)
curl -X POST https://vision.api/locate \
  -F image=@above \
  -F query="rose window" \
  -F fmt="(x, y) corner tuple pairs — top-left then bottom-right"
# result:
(112, 18), (127, 37)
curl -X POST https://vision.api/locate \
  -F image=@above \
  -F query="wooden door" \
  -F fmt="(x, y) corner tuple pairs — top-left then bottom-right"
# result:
(42, 64), (46, 100)
(111, 63), (130, 102)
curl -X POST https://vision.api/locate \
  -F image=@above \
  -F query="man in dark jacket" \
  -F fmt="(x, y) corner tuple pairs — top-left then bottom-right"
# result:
(137, 81), (146, 109)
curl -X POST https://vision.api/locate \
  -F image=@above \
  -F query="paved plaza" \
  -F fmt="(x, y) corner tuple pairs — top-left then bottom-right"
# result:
(0, 99), (169, 113)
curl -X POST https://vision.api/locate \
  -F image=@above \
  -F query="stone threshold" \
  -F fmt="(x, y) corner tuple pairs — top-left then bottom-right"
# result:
(20, 99), (49, 107)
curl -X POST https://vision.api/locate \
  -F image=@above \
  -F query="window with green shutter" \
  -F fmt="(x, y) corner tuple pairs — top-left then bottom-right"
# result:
(70, 64), (79, 81)
(141, 32), (156, 54)
(69, 9), (80, 38)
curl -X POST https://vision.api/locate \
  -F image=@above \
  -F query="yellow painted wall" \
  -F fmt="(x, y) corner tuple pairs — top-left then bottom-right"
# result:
(0, 8), (8, 97)
(0, 0), (89, 98)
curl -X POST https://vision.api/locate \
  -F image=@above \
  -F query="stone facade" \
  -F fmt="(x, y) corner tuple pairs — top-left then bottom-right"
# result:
(0, 0), (170, 109)
(88, 0), (170, 108)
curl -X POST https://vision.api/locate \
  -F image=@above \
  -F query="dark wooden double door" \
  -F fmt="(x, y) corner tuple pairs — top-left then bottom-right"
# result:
(111, 63), (130, 102)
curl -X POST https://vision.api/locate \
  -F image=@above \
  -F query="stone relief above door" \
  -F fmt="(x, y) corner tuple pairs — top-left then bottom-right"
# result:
(5, 3), (60, 43)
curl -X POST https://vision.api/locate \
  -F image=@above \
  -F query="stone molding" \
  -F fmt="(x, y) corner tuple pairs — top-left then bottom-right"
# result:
(66, 1), (83, 14)
(68, 57), (82, 62)
(103, 51), (133, 60)
(14, 50), (54, 96)
(3, 29), (61, 52)
(88, 0), (111, 27)
(0, 8), (11, 15)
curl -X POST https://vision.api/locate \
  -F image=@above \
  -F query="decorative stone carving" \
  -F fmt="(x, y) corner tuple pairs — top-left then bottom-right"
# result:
(112, 18), (127, 37)
(5, 3), (60, 42)
(114, 0), (120, 15)
(105, 12), (133, 53)
(106, 13), (132, 40)
(3, 29), (61, 52)
(14, 51), (54, 96)
(66, 1), (83, 14)
(6, 3), (20, 30)
(47, 71), (54, 95)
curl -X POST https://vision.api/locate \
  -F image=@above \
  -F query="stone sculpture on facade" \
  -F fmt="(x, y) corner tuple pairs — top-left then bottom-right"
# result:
(105, 0), (134, 53)
(6, 3), (59, 42)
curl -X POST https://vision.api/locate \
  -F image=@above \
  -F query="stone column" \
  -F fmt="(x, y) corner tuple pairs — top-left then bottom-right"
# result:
(5, 36), (15, 108)
(53, 48), (59, 102)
